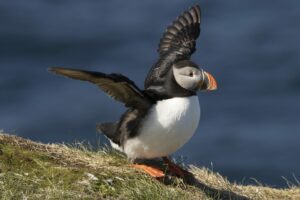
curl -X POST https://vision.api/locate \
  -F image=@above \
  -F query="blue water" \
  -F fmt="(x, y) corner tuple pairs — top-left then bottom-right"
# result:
(1, 1), (300, 188)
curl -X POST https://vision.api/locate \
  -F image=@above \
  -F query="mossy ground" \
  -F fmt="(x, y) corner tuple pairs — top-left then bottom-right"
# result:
(0, 133), (299, 200)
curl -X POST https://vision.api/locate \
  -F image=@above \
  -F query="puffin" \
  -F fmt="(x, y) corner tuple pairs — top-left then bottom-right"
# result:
(49, 5), (217, 178)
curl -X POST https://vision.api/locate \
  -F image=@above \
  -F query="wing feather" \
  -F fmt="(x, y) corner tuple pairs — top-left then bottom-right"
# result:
(49, 67), (151, 109)
(157, 5), (201, 58)
(145, 5), (201, 89)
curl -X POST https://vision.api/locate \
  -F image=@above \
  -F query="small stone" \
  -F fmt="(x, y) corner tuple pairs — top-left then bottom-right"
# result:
(104, 178), (113, 185)
(85, 173), (98, 181)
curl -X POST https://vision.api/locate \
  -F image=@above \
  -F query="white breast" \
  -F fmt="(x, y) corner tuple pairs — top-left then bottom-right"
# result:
(123, 96), (200, 159)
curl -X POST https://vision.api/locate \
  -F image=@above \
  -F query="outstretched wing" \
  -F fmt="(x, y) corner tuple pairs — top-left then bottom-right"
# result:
(49, 67), (152, 109)
(158, 5), (201, 58)
(144, 5), (201, 90)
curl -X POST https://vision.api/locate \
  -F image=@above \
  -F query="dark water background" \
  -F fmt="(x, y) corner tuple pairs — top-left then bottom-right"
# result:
(1, 0), (300, 187)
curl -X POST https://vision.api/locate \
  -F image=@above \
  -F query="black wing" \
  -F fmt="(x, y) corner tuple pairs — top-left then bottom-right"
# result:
(49, 67), (152, 109)
(144, 5), (201, 90)
(158, 5), (201, 58)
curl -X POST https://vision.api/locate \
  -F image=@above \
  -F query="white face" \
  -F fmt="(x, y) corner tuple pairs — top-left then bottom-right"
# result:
(172, 65), (203, 91)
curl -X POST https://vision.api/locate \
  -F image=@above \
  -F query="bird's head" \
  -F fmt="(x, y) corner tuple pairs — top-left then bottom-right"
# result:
(172, 60), (217, 92)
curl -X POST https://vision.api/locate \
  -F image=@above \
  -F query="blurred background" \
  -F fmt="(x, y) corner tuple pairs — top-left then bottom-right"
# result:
(1, 0), (299, 187)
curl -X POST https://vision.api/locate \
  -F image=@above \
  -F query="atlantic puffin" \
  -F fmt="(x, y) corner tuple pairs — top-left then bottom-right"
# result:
(49, 5), (217, 178)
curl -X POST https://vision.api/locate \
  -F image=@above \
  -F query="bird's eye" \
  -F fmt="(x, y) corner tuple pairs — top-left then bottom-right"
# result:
(188, 72), (193, 77)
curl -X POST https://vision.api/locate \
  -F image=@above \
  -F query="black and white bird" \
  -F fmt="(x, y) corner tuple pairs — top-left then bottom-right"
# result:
(49, 5), (217, 178)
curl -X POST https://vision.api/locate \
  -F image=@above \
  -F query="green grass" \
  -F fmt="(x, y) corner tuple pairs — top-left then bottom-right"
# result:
(0, 133), (299, 200)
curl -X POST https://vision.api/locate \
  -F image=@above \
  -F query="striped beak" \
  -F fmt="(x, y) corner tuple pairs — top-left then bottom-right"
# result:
(198, 70), (218, 91)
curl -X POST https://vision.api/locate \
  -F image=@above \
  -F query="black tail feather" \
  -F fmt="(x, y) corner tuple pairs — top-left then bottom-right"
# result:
(97, 122), (120, 145)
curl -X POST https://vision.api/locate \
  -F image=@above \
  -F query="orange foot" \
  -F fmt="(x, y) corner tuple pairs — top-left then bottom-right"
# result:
(131, 164), (165, 178)
(163, 157), (191, 178)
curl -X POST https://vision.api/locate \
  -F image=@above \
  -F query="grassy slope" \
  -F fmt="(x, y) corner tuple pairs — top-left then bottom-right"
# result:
(0, 133), (299, 200)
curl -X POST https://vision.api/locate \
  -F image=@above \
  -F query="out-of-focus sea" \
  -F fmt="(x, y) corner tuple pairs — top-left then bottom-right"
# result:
(1, 0), (300, 187)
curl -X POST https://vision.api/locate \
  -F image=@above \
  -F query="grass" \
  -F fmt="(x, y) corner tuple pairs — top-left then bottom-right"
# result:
(0, 133), (299, 200)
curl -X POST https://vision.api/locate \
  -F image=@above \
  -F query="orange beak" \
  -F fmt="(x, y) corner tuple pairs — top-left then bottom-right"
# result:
(198, 71), (218, 91)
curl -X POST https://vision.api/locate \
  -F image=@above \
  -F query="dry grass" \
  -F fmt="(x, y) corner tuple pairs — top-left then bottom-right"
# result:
(0, 133), (299, 200)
